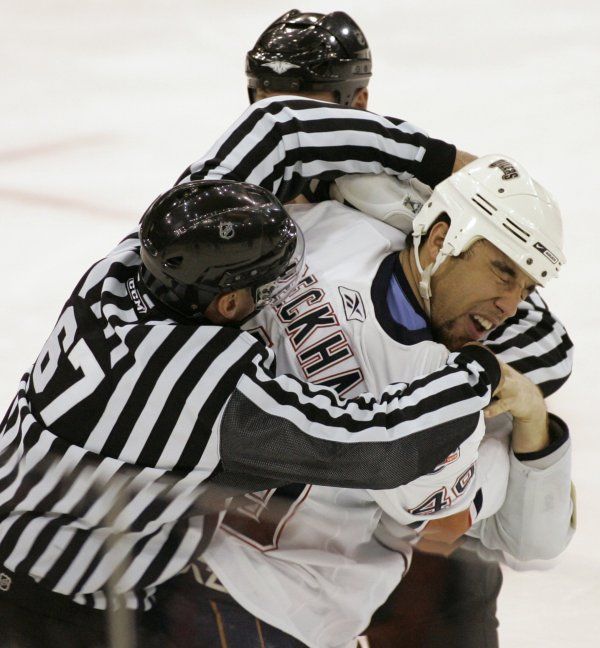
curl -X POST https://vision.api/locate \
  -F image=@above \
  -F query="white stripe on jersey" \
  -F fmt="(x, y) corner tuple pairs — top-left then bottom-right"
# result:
(189, 100), (426, 186)
(241, 352), (490, 444)
(180, 97), (454, 201)
(525, 352), (573, 385)
(119, 326), (221, 463)
(486, 307), (544, 347)
(79, 248), (138, 299)
(85, 326), (174, 452)
(156, 332), (256, 468)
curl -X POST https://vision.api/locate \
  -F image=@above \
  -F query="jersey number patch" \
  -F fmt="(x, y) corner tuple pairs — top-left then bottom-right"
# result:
(32, 306), (105, 425)
(409, 464), (475, 516)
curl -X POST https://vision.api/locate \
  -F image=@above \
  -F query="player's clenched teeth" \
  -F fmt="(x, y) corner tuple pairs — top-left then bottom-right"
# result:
(470, 314), (494, 333)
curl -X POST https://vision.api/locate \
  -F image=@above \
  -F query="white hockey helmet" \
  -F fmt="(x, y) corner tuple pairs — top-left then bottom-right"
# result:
(412, 154), (565, 312)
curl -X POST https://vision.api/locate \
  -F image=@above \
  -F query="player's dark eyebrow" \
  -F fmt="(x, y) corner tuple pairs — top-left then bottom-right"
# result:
(491, 259), (516, 278)
(492, 259), (536, 294)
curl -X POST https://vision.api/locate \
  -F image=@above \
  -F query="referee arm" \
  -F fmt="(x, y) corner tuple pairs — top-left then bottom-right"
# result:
(177, 96), (459, 202)
(216, 339), (502, 490)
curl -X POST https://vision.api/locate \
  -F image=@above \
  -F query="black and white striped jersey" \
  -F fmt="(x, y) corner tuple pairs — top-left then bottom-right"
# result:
(483, 290), (573, 396)
(0, 230), (501, 609)
(176, 96), (573, 394)
(176, 96), (456, 202)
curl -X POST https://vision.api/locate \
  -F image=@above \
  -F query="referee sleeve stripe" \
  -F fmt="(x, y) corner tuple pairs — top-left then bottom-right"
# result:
(183, 98), (454, 193)
(156, 333), (257, 468)
(239, 367), (487, 442)
(509, 343), (573, 385)
(118, 327), (221, 462)
(236, 348), (493, 435)
(483, 293), (573, 392)
(84, 327), (174, 452)
(199, 113), (426, 188)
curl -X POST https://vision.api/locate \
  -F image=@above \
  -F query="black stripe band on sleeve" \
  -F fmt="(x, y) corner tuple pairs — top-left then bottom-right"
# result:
(456, 345), (501, 394)
(418, 138), (456, 187)
(514, 413), (569, 461)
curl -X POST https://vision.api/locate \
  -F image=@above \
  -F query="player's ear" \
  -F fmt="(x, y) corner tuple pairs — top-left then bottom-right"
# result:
(213, 289), (253, 322)
(422, 221), (450, 265)
(351, 87), (369, 109)
(215, 291), (239, 321)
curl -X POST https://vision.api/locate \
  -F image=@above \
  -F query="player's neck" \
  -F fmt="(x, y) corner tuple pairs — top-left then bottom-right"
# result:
(398, 249), (428, 314)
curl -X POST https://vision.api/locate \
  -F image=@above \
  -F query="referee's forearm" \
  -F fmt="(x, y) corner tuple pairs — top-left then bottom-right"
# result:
(178, 97), (458, 197)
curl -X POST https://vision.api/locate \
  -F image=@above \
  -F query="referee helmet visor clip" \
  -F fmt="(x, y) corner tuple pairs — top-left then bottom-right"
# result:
(251, 227), (305, 310)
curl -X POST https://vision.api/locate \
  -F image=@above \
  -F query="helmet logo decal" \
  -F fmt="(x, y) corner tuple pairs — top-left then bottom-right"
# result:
(534, 241), (559, 265)
(489, 159), (519, 180)
(262, 61), (301, 74)
(126, 277), (148, 314)
(219, 222), (235, 240)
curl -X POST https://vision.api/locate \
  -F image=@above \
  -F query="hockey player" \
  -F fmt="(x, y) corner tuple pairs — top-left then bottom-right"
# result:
(240, 10), (571, 395)
(241, 17), (573, 645)
(0, 180), (503, 647)
(169, 96), (574, 646)
(170, 156), (573, 648)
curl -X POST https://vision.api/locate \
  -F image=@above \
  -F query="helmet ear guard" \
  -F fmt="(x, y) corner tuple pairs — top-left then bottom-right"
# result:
(411, 155), (565, 314)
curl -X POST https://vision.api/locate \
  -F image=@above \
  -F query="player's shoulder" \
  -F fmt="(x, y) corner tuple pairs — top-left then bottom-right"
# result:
(359, 325), (450, 390)
(289, 201), (405, 283)
(289, 199), (407, 241)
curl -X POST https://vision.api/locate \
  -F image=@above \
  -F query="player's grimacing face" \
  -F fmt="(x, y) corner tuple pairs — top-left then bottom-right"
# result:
(428, 240), (536, 351)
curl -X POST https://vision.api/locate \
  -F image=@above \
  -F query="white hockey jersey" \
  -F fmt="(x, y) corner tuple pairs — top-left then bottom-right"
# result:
(203, 202), (510, 648)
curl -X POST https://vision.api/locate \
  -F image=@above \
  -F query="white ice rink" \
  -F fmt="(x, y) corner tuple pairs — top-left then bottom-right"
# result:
(1, 1), (599, 645)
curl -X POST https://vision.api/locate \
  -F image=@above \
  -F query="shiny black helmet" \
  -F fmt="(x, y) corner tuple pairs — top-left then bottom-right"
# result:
(139, 180), (304, 319)
(246, 9), (372, 106)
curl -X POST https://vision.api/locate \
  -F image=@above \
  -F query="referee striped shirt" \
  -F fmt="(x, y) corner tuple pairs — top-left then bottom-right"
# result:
(485, 290), (573, 396)
(177, 96), (457, 202)
(0, 230), (500, 609)
(178, 96), (573, 394)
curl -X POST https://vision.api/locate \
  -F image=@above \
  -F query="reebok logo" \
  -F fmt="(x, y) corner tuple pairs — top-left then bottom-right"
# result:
(338, 286), (366, 322)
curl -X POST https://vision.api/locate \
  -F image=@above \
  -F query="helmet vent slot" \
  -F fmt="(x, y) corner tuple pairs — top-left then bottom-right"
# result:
(471, 194), (497, 216)
(164, 256), (183, 269)
(505, 217), (530, 238)
(501, 222), (528, 243)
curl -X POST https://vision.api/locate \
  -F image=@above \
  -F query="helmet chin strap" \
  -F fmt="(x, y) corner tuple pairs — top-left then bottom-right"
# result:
(412, 235), (448, 318)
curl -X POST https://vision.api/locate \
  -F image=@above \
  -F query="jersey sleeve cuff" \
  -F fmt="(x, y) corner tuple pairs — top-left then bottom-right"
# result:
(419, 138), (457, 187)
(513, 413), (570, 464)
(457, 345), (501, 393)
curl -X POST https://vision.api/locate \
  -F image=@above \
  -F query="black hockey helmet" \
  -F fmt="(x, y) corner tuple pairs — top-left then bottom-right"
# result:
(139, 180), (304, 319)
(246, 9), (372, 106)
